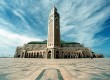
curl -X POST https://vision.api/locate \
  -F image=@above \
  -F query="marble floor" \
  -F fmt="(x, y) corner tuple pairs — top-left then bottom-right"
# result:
(0, 58), (110, 80)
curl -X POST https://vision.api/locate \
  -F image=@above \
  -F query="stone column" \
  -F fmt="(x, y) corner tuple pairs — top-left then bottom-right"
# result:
(23, 53), (25, 58)
(20, 53), (22, 58)
(45, 53), (47, 59)
(51, 49), (54, 59)
(80, 51), (83, 58)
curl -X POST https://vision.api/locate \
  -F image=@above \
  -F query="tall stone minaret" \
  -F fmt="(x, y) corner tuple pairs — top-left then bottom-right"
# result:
(47, 6), (60, 58)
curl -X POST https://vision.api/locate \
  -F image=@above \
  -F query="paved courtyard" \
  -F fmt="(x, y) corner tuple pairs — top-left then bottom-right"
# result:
(0, 58), (110, 80)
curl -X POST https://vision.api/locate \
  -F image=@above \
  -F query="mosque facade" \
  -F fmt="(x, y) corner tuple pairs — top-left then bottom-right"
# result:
(14, 7), (103, 58)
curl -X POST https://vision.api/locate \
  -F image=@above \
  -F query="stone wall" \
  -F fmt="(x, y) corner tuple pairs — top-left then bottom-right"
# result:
(15, 43), (103, 58)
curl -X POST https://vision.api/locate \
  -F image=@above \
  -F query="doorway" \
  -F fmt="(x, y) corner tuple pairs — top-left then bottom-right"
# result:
(56, 51), (59, 58)
(47, 51), (51, 59)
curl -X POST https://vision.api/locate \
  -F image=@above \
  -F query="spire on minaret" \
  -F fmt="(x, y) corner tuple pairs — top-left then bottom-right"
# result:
(53, 5), (55, 8)
(52, 5), (57, 11)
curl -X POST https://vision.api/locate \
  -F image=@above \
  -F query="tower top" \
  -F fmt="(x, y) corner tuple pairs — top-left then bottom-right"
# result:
(53, 5), (57, 10)
(51, 5), (57, 12)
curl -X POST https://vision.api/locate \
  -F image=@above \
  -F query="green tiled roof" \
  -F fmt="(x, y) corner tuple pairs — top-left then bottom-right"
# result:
(28, 41), (47, 44)
(28, 40), (79, 44)
(61, 42), (79, 44)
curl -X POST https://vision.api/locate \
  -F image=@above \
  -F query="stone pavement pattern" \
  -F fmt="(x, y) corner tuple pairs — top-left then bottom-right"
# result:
(0, 58), (110, 80)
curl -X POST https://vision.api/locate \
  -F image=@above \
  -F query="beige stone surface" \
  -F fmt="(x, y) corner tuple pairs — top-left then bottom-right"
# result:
(0, 58), (110, 80)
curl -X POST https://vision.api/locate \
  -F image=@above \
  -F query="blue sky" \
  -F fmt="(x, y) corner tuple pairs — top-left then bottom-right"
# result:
(0, 0), (110, 57)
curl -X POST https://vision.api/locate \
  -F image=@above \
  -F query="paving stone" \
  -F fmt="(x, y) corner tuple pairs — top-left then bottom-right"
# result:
(0, 58), (110, 80)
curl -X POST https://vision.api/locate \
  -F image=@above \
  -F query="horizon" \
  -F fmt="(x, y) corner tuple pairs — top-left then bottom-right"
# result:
(0, 0), (110, 57)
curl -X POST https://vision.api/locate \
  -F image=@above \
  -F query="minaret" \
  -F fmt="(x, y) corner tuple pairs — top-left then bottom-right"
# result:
(47, 6), (60, 58)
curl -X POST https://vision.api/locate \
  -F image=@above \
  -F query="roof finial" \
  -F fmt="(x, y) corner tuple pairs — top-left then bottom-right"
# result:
(53, 5), (55, 10)
(53, 5), (57, 11)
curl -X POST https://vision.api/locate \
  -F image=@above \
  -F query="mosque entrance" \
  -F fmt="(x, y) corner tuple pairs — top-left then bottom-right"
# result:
(17, 55), (20, 58)
(47, 51), (51, 59)
(56, 51), (59, 58)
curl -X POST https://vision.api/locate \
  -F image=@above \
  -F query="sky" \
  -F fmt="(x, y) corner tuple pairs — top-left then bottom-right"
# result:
(0, 0), (110, 57)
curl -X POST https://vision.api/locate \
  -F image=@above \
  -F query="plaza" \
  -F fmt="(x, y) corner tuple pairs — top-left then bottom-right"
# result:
(0, 58), (110, 80)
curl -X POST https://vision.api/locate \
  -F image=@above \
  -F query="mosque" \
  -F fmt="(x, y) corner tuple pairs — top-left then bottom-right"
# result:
(14, 6), (103, 59)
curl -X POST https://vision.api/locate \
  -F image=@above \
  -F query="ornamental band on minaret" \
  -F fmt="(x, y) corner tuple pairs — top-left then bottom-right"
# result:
(14, 6), (104, 59)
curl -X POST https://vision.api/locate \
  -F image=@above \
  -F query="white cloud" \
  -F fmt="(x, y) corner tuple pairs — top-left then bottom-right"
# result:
(59, 0), (110, 47)
(0, 29), (42, 56)
(0, 29), (42, 46)
(13, 9), (32, 30)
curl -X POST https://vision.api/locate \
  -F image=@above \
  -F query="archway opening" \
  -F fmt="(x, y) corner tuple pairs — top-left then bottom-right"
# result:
(17, 55), (20, 58)
(31, 53), (33, 58)
(25, 53), (28, 58)
(64, 52), (67, 58)
(47, 51), (51, 59)
(67, 53), (70, 58)
(39, 52), (43, 58)
(34, 52), (36, 58)
(29, 53), (31, 58)
(37, 53), (39, 58)
(22, 52), (24, 58)
(43, 52), (45, 58)
(56, 51), (59, 58)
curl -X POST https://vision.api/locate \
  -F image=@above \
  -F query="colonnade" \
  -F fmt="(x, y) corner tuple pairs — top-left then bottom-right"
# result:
(18, 49), (93, 58)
